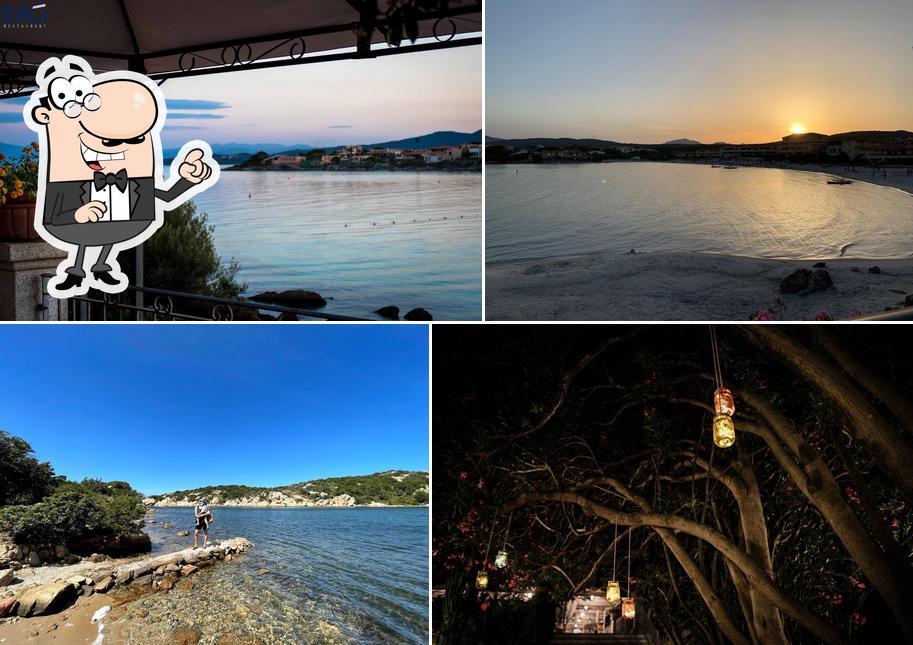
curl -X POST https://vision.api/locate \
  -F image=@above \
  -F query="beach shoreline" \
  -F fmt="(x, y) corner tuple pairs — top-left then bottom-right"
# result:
(720, 161), (913, 197)
(486, 252), (913, 321)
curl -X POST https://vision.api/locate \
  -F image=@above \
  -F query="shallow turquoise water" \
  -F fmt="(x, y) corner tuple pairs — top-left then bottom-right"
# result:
(145, 506), (428, 644)
(190, 170), (482, 320)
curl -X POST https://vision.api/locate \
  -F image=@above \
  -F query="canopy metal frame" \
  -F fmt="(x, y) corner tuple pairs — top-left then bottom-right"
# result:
(0, 1), (482, 97)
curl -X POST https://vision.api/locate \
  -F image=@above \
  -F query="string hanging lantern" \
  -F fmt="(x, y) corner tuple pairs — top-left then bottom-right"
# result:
(605, 523), (621, 604)
(710, 326), (736, 448)
(495, 512), (511, 569)
(621, 524), (636, 619)
(476, 512), (496, 590)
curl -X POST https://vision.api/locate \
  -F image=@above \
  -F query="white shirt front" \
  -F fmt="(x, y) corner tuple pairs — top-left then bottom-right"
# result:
(90, 181), (131, 222)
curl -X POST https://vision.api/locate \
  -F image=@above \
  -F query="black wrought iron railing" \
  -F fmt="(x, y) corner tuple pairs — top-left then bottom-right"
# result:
(40, 274), (365, 322)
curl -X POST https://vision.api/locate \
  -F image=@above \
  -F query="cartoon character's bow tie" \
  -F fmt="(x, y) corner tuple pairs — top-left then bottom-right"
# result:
(93, 169), (128, 192)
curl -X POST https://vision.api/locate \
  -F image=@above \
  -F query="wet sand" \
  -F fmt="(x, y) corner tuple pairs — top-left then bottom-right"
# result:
(0, 593), (111, 644)
(486, 253), (913, 321)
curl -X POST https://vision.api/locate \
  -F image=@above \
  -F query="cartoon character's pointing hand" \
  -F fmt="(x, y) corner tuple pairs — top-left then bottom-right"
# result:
(179, 148), (213, 184)
(24, 54), (219, 298)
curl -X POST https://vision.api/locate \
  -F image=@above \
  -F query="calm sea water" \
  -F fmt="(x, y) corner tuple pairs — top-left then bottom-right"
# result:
(190, 170), (482, 320)
(143, 507), (428, 644)
(487, 163), (913, 262)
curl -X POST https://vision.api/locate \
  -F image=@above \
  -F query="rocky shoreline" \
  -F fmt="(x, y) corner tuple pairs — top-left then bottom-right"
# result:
(0, 537), (252, 623)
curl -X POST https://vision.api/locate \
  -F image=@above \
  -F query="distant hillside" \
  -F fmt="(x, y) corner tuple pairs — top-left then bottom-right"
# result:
(827, 130), (913, 141)
(487, 130), (913, 148)
(487, 136), (622, 149)
(150, 471), (428, 508)
(164, 142), (311, 159)
(322, 129), (482, 153)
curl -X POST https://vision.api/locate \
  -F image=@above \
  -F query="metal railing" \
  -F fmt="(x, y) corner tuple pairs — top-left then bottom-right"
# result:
(858, 308), (913, 321)
(40, 274), (365, 321)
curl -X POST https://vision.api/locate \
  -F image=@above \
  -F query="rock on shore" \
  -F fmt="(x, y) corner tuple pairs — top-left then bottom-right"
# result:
(2, 538), (253, 618)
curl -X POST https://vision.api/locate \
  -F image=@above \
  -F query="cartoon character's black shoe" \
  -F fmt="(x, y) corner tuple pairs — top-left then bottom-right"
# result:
(56, 273), (84, 291)
(93, 270), (121, 287)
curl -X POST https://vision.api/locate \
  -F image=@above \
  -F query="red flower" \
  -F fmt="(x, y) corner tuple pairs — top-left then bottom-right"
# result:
(851, 612), (867, 627)
(480, 602), (490, 612)
(459, 472), (469, 480)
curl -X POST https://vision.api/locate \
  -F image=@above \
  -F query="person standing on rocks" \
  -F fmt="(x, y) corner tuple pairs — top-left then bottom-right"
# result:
(193, 497), (214, 548)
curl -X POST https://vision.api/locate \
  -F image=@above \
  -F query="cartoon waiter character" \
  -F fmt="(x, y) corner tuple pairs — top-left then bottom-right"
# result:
(23, 55), (219, 297)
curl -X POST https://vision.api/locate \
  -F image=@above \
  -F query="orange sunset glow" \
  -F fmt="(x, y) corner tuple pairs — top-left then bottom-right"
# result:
(487, 1), (913, 143)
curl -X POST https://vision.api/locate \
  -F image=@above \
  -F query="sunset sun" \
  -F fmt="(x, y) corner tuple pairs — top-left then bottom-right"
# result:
(790, 123), (807, 134)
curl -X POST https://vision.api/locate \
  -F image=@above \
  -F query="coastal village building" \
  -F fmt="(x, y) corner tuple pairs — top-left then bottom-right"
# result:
(267, 154), (307, 166)
(422, 146), (463, 163)
(777, 132), (829, 156)
(826, 139), (913, 163)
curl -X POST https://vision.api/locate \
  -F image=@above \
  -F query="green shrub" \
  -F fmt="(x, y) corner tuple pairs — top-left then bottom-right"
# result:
(0, 491), (108, 546)
(0, 430), (58, 506)
(0, 479), (145, 547)
(121, 201), (245, 298)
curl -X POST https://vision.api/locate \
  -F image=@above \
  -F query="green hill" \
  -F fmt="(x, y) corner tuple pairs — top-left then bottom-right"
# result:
(153, 470), (428, 506)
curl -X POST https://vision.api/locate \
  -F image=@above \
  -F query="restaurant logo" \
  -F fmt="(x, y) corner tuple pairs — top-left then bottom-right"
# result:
(2, 2), (46, 28)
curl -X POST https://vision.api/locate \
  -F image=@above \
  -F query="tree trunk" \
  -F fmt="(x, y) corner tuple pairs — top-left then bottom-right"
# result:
(738, 412), (913, 642)
(612, 482), (751, 645)
(504, 491), (851, 645)
(812, 327), (913, 436)
(732, 457), (788, 645)
(747, 326), (913, 504)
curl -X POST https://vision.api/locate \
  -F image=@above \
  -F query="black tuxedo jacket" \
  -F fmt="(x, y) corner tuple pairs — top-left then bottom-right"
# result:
(42, 176), (194, 227)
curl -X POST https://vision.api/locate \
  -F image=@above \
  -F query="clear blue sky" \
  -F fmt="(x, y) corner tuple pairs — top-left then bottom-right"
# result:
(0, 325), (428, 495)
(487, 0), (913, 144)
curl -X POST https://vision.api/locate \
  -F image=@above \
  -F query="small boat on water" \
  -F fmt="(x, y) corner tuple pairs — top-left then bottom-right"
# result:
(724, 165), (738, 169)
(827, 177), (853, 185)
(711, 165), (722, 168)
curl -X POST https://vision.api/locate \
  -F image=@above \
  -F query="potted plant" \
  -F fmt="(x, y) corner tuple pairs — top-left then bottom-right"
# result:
(0, 142), (39, 241)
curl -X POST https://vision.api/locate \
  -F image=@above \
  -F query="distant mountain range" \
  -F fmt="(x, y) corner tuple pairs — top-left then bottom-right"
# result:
(0, 129), (481, 164)
(486, 136), (623, 148)
(489, 130), (913, 148)
(165, 130), (482, 159)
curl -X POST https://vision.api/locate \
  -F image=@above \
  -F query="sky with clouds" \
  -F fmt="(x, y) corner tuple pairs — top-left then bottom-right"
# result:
(0, 45), (481, 148)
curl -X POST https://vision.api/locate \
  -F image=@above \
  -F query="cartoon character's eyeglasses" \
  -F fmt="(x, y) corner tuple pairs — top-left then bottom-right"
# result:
(47, 74), (101, 119)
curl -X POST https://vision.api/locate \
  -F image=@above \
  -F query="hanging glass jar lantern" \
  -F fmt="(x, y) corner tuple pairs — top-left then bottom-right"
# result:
(621, 597), (636, 619)
(495, 550), (508, 569)
(713, 387), (735, 416)
(713, 414), (736, 448)
(605, 580), (621, 604)
(475, 570), (489, 590)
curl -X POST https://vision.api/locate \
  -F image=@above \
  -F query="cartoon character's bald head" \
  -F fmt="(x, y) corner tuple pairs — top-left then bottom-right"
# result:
(29, 58), (162, 182)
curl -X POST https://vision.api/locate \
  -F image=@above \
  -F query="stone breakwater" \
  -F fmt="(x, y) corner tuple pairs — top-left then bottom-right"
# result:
(0, 537), (253, 619)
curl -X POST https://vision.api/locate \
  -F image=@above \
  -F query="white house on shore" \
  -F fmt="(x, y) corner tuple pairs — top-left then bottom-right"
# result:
(267, 154), (307, 166)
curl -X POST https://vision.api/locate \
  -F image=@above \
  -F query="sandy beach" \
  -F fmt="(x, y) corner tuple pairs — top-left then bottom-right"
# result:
(777, 162), (913, 196)
(486, 253), (913, 321)
(487, 162), (913, 320)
